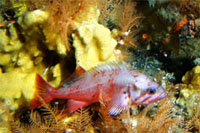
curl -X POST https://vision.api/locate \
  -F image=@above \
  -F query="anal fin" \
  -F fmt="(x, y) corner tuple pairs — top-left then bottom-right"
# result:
(67, 99), (89, 113)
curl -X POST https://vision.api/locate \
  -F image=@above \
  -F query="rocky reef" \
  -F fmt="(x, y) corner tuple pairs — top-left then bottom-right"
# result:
(0, 0), (200, 132)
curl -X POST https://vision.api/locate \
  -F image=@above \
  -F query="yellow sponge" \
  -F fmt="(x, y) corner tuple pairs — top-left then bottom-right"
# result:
(72, 6), (118, 70)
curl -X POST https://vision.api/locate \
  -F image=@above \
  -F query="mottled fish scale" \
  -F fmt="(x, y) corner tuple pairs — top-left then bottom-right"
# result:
(62, 61), (131, 93)
(30, 61), (167, 116)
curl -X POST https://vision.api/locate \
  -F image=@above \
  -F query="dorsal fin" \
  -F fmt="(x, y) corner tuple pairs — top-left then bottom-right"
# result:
(60, 66), (86, 87)
(75, 66), (86, 76)
(60, 61), (131, 87)
(88, 61), (131, 74)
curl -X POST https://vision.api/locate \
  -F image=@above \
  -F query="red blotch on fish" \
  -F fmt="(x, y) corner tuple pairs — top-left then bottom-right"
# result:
(30, 62), (167, 116)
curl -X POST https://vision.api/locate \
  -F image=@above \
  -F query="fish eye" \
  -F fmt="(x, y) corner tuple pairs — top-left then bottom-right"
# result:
(147, 87), (156, 94)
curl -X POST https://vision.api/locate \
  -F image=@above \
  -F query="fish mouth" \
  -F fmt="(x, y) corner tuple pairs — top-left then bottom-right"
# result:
(135, 92), (167, 105)
(143, 92), (167, 105)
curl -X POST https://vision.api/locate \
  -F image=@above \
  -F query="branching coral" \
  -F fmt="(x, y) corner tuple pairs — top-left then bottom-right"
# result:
(98, 0), (141, 48)
(8, 102), (93, 132)
(0, 92), (197, 132)
(42, 0), (81, 53)
(94, 104), (128, 132)
(65, 107), (93, 132)
(134, 98), (183, 132)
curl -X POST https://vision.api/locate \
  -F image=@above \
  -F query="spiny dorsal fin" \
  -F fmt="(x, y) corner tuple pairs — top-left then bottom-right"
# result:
(60, 66), (86, 87)
(61, 61), (131, 87)
(75, 66), (86, 76)
(88, 61), (131, 74)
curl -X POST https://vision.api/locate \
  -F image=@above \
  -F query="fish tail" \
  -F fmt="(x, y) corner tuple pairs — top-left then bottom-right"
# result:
(30, 74), (55, 109)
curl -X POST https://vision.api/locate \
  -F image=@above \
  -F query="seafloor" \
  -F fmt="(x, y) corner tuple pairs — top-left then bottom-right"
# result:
(0, 0), (199, 132)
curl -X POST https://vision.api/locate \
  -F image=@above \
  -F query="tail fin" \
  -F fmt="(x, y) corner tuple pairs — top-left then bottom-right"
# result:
(30, 74), (55, 109)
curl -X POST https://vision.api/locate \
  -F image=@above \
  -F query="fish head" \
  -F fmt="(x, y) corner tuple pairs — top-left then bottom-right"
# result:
(129, 73), (167, 105)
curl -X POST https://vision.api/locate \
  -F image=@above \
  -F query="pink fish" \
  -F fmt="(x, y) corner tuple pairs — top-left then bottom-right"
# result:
(30, 62), (167, 116)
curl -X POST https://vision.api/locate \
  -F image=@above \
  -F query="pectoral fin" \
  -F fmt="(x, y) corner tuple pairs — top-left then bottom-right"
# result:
(67, 99), (89, 113)
(108, 88), (130, 116)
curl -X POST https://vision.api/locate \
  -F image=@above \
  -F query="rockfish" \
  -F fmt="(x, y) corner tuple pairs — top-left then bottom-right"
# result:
(30, 62), (167, 116)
